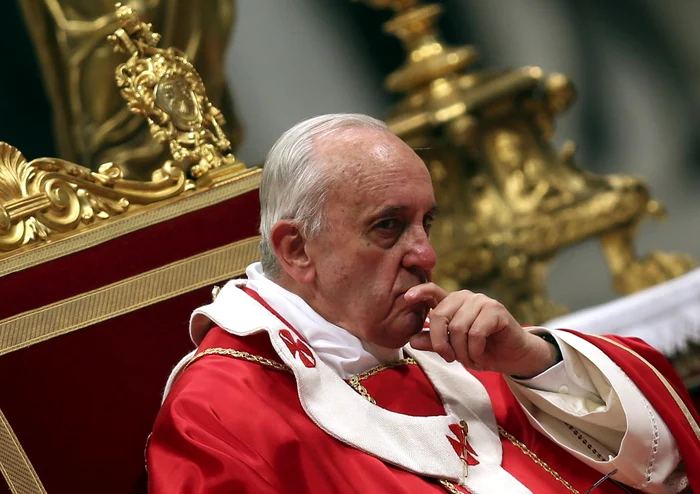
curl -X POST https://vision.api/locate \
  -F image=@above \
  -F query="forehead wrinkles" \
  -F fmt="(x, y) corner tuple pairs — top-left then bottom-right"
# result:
(323, 135), (406, 174)
(314, 129), (432, 215)
(315, 132), (397, 191)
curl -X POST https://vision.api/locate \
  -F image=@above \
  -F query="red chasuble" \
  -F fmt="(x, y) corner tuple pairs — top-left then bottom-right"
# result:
(147, 321), (700, 493)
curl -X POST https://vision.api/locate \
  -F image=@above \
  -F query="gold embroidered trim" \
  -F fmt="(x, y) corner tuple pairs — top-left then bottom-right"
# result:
(591, 334), (700, 442)
(0, 236), (260, 356)
(185, 347), (292, 374)
(0, 407), (47, 494)
(498, 426), (579, 494)
(347, 362), (580, 494)
(0, 168), (260, 277)
(0, 237), (259, 492)
(347, 358), (417, 406)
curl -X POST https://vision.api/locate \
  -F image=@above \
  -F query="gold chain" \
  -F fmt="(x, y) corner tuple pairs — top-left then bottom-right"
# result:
(352, 358), (417, 381)
(347, 361), (580, 494)
(498, 426), (579, 494)
(347, 358), (417, 406)
(439, 480), (465, 493)
(185, 347), (293, 374)
(347, 376), (377, 405)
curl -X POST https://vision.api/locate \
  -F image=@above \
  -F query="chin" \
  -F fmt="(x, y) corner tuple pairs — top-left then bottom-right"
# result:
(382, 312), (425, 348)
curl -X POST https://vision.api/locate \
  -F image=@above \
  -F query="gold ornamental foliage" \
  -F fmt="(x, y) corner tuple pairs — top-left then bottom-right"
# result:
(17, 0), (242, 180)
(0, 142), (188, 252)
(108, 3), (245, 181)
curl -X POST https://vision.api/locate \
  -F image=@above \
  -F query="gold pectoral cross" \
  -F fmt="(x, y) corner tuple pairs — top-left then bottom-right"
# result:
(459, 420), (469, 479)
(447, 420), (479, 483)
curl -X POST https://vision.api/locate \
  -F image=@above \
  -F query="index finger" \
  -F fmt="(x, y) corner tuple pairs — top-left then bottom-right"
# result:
(404, 282), (448, 309)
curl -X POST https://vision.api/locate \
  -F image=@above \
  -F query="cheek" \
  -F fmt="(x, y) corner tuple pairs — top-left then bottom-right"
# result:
(322, 239), (404, 295)
(318, 250), (362, 290)
(366, 270), (403, 311)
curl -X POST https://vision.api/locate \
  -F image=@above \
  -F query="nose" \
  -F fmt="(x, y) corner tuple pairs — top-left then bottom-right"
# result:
(402, 225), (437, 273)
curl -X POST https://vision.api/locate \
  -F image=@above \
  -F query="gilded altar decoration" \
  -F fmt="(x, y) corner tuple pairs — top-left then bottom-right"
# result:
(108, 3), (246, 184)
(0, 142), (188, 252)
(361, 0), (695, 324)
(18, 0), (242, 180)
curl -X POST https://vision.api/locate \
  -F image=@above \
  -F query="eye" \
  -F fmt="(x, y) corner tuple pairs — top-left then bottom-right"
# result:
(375, 218), (400, 231)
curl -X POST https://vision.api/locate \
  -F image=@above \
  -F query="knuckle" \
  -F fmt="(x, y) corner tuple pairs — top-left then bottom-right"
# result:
(485, 298), (505, 311)
(446, 321), (464, 333)
(468, 330), (485, 340)
(431, 313), (451, 325)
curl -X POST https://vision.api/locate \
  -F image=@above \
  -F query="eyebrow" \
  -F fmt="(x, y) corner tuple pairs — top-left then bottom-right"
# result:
(370, 204), (440, 220)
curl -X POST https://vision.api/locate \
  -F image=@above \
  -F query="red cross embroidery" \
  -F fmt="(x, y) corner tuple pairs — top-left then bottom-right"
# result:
(447, 422), (480, 466)
(279, 329), (316, 368)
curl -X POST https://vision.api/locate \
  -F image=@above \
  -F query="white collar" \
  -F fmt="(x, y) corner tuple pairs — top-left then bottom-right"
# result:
(242, 262), (401, 378)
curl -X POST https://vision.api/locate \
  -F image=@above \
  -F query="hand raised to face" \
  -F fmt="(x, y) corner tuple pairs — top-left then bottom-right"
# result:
(405, 283), (559, 378)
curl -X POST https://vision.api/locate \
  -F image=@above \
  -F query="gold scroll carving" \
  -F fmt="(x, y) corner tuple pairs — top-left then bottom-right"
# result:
(0, 141), (189, 253)
(361, 0), (695, 324)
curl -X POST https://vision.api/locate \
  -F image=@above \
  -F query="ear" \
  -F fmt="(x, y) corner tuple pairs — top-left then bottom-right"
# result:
(270, 220), (316, 284)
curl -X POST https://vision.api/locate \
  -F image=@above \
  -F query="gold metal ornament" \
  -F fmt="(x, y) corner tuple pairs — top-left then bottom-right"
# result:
(360, 0), (695, 324)
(0, 141), (189, 253)
(0, 3), (254, 255)
(17, 0), (242, 180)
(108, 3), (246, 184)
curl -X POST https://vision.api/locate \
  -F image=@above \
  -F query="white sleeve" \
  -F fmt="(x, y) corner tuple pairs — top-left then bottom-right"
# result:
(505, 327), (686, 494)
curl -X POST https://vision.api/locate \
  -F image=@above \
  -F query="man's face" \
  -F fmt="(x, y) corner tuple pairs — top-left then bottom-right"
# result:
(304, 129), (438, 348)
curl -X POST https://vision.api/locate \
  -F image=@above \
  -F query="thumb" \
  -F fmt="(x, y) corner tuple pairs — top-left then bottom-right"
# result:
(409, 331), (433, 351)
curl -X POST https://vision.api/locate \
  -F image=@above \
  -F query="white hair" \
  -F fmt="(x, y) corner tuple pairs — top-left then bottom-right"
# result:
(259, 113), (389, 278)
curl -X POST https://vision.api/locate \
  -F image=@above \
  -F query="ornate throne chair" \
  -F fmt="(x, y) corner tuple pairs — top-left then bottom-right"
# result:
(0, 6), (260, 493)
(0, 163), (260, 494)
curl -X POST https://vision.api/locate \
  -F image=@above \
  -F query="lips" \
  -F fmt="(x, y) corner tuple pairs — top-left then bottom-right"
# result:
(397, 278), (427, 298)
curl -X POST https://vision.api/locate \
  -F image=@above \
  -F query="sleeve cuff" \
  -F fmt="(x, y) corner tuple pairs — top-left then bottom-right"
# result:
(510, 328), (600, 399)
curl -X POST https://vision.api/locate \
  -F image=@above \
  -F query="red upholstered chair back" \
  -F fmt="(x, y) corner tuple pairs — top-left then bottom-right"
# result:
(0, 170), (261, 494)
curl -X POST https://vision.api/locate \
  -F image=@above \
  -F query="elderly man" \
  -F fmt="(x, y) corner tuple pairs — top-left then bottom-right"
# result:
(147, 114), (699, 493)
